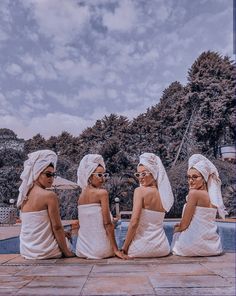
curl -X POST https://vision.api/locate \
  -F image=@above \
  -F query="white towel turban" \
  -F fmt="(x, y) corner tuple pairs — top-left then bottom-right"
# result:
(77, 154), (106, 189)
(138, 153), (174, 212)
(188, 154), (228, 219)
(17, 149), (57, 208)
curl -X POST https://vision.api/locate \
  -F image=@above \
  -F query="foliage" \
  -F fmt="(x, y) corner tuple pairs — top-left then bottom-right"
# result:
(0, 51), (235, 218)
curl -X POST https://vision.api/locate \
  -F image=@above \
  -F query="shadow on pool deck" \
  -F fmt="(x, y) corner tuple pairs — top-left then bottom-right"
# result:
(0, 252), (235, 296)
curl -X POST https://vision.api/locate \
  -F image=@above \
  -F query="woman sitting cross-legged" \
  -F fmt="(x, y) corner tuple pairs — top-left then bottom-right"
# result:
(121, 152), (174, 258)
(76, 154), (128, 259)
(18, 150), (74, 260)
(171, 154), (226, 257)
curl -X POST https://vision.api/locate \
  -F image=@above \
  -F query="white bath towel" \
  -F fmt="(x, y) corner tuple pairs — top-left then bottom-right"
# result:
(75, 203), (114, 259)
(128, 209), (170, 257)
(171, 206), (222, 256)
(20, 210), (62, 259)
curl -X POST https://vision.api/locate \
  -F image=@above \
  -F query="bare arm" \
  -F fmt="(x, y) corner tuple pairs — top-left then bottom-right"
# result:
(174, 191), (197, 233)
(47, 193), (74, 257)
(100, 190), (127, 259)
(122, 188), (143, 253)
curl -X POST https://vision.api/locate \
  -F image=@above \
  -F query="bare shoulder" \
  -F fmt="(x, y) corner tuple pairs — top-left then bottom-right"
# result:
(97, 188), (109, 199)
(134, 186), (146, 198)
(43, 190), (58, 203)
(188, 189), (208, 201)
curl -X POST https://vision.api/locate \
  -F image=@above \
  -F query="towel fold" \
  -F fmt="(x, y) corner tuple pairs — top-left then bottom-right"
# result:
(171, 205), (222, 256)
(128, 209), (170, 257)
(20, 210), (62, 259)
(76, 203), (114, 259)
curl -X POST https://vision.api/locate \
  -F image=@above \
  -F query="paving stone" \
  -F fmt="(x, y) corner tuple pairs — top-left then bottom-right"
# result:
(81, 274), (155, 295)
(154, 287), (236, 296)
(92, 263), (151, 273)
(0, 289), (19, 296)
(150, 263), (214, 275)
(0, 265), (29, 276)
(200, 261), (236, 277)
(26, 275), (87, 288)
(16, 264), (92, 276)
(0, 275), (34, 289)
(205, 252), (235, 262)
(56, 257), (108, 265)
(0, 254), (19, 264)
(16, 287), (83, 296)
(5, 255), (58, 265)
(149, 274), (232, 288)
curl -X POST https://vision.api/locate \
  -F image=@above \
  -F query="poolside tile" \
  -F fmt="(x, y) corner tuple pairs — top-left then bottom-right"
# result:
(0, 275), (34, 289)
(92, 263), (152, 273)
(5, 256), (58, 265)
(0, 289), (19, 296)
(148, 274), (232, 288)
(56, 257), (108, 265)
(16, 287), (83, 296)
(149, 262), (214, 275)
(0, 265), (29, 275)
(0, 254), (19, 264)
(154, 287), (236, 296)
(25, 275), (87, 288)
(81, 274), (155, 295)
(16, 264), (92, 276)
(200, 261), (236, 278)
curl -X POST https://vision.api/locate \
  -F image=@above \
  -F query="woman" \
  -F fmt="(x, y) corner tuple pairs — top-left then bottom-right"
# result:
(76, 154), (127, 259)
(121, 153), (174, 257)
(171, 154), (226, 256)
(18, 149), (74, 259)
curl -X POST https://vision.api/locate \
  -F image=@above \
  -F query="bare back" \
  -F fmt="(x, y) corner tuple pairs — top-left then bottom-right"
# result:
(138, 186), (165, 212)
(21, 185), (55, 212)
(78, 187), (105, 205)
(189, 189), (217, 209)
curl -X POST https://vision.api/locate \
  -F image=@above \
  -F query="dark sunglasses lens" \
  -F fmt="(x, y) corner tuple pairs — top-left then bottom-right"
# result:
(45, 172), (56, 178)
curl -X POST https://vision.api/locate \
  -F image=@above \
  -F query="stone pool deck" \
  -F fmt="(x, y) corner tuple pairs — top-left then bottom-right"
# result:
(0, 252), (235, 296)
(0, 222), (235, 295)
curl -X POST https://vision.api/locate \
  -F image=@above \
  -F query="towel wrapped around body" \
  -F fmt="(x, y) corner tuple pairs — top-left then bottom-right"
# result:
(20, 210), (62, 259)
(76, 203), (114, 259)
(172, 205), (222, 256)
(128, 209), (170, 257)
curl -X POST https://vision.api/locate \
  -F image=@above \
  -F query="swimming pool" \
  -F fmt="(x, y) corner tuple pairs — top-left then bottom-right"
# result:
(0, 221), (235, 254)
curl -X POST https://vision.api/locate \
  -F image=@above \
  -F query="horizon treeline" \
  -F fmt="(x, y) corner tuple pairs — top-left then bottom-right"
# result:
(0, 51), (235, 219)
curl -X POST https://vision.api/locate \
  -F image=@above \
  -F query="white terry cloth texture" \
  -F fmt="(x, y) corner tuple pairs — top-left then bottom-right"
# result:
(171, 205), (222, 256)
(77, 154), (105, 189)
(75, 203), (114, 259)
(138, 153), (174, 212)
(17, 149), (57, 208)
(20, 210), (62, 259)
(128, 209), (170, 257)
(188, 154), (227, 219)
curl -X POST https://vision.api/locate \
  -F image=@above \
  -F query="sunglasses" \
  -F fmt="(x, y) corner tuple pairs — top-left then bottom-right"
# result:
(134, 172), (151, 178)
(187, 175), (202, 181)
(42, 172), (57, 178)
(91, 173), (109, 178)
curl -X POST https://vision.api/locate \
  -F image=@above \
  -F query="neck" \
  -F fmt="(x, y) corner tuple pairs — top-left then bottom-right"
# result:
(35, 181), (46, 189)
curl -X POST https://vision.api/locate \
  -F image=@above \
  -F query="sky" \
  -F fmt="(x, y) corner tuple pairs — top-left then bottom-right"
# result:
(0, 0), (234, 140)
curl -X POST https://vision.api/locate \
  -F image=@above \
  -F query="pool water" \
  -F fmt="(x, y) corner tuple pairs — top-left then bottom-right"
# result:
(0, 221), (235, 254)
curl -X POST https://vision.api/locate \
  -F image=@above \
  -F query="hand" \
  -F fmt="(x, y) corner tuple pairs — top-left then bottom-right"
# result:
(64, 230), (72, 240)
(64, 250), (75, 258)
(114, 249), (129, 260)
(174, 225), (181, 233)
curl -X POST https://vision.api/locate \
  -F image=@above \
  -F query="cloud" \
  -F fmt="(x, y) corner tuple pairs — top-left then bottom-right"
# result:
(0, 112), (95, 139)
(102, 0), (137, 31)
(5, 63), (23, 75)
(22, 0), (90, 44)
